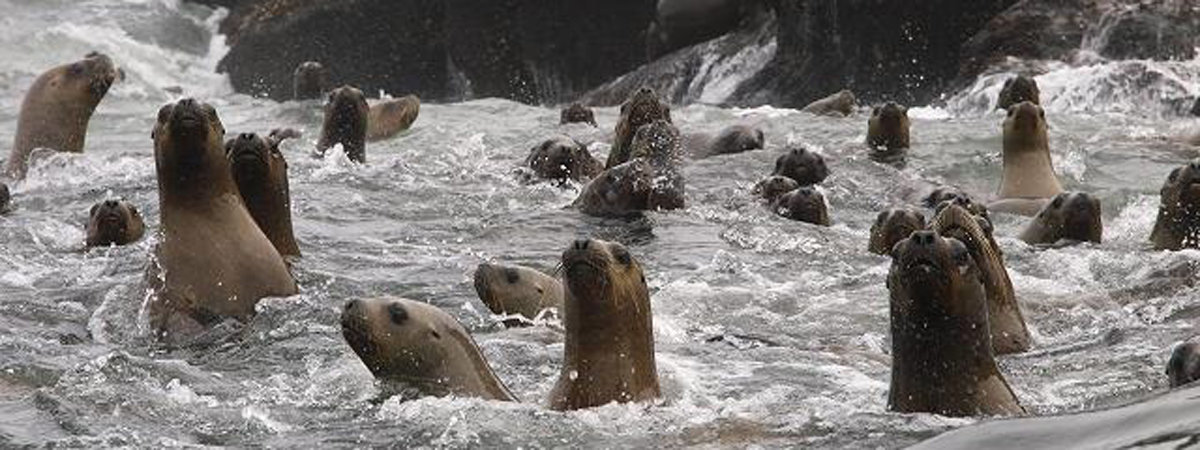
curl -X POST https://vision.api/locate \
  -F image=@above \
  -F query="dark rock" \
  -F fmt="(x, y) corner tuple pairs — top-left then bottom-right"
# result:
(646, 0), (769, 59)
(1094, 8), (1195, 61)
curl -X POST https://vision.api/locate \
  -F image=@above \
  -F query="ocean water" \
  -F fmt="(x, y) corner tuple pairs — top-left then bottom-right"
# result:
(1, 0), (1200, 447)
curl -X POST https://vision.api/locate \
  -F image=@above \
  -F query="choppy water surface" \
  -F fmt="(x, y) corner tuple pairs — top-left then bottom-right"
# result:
(2, 1), (1200, 448)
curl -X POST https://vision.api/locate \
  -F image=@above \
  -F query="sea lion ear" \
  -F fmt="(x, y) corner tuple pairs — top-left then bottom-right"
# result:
(88, 202), (99, 218)
(1169, 167), (1182, 183)
(871, 106), (880, 116)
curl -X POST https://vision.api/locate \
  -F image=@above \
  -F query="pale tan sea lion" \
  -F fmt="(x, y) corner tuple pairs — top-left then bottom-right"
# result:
(473, 263), (564, 326)
(802, 89), (856, 117)
(366, 95), (420, 142)
(85, 199), (145, 247)
(990, 101), (1063, 216)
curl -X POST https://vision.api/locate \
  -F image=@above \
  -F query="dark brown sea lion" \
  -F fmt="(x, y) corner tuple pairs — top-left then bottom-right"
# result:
(5, 52), (121, 179)
(997, 74), (1040, 111)
(574, 158), (685, 217)
(292, 61), (329, 100)
(525, 136), (604, 184)
(629, 119), (684, 165)
(867, 103), (910, 165)
(698, 125), (765, 158)
(226, 132), (300, 258)
(549, 239), (659, 410)
(887, 230), (1024, 416)
(85, 199), (145, 247)
(608, 87), (672, 169)
(560, 103), (597, 127)
(341, 297), (517, 401)
(317, 86), (369, 163)
(1151, 160), (1200, 250)
(148, 98), (298, 342)
(771, 186), (830, 226)
(1019, 191), (1102, 246)
(802, 89), (857, 117)
(869, 207), (925, 255)
(923, 186), (991, 219)
(772, 146), (829, 186)
(366, 95), (420, 142)
(473, 264), (564, 326)
(751, 175), (799, 203)
(990, 101), (1063, 216)
(1168, 341), (1200, 387)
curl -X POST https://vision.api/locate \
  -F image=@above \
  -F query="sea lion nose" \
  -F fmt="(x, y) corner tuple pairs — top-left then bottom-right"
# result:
(103, 199), (118, 208)
(573, 239), (591, 250)
(1189, 161), (1200, 172)
(177, 98), (195, 107)
(911, 231), (937, 247)
(796, 187), (815, 197)
(239, 133), (254, 141)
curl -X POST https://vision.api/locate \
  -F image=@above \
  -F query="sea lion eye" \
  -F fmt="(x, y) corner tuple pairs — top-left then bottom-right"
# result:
(430, 330), (441, 339)
(1169, 168), (1182, 183)
(387, 303), (408, 325)
(157, 105), (173, 124)
(949, 240), (971, 270)
(612, 246), (632, 265)
(504, 268), (519, 284)
(67, 63), (84, 76)
(1051, 195), (1064, 209)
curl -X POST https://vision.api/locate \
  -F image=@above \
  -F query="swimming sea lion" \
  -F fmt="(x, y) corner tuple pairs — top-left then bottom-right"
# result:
(887, 230), (1024, 416)
(574, 158), (685, 217)
(932, 204), (1030, 355)
(1019, 191), (1102, 246)
(869, 207), (925, 255)
(997, 75), (1040, 111)
(608, 88), (672, 169)
(367, 95), (420, 142)
(560, 103), (597, 127)
(1151, 160), (1200, 250)
(226, 132), (300, 258)
(525, 136), (603, 184)
(549, 239), (659, 410)
(85, 199), (145, 247)
(772, 146), (829, 186)
(752, 175), (799, 203)
(148, 98), (298, 342)
(629, 119), (684, 165)
(341, 297), (517, 401)
(317, 85), (369, 163)
(5, 52), (121, 179)
(802, 89), (857, 117)
(771, 186), (830, 226)
(867, 103), (910, 165)
(1168, 341), (1200, 387)
(923, 186), (991, 219)
(473, 263), (564, 326)
(697, 125), (765, 158)
(293, 61), (329, 100)
(990, 101), (1063, 216)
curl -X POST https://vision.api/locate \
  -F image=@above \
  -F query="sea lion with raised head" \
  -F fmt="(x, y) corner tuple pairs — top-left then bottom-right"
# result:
(148, 98), (298, 342)
(990, 101), (1063, 216)
(473, 264), (564, 326)
(525, 136), (603, 184)
(802, 89), (856, 117)
(869, 207), (925, 255)
(560, 103), (597, 127)
(549, 239), (659, 410)
(696, 125), (765, 158)
(367, 95), (420, 142)
(1019, 191), (1102, 246)
(5, 52), (121, 179)
(772, 146), (829, 186)
(341, 297), (517, 401)
(867, 103), (910, 165)
(85, 199), (145, 247)
(771, 187), (830, 226)
(575, 121), (685, 217)
(997, 74), (1040, 111)
(1151, 160), (1200, 250)
(752, 175), (799, 203)
(317, 86), (369, 163)
(887, 230), (1024, 416)
(293, 61), (329, 100)
(1168, 341), (1200, 387)
(226, 132), (300, 258)
(608, 88), (672, 169)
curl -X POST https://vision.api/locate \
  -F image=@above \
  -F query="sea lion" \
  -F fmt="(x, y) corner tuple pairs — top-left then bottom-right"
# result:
(608, 87), (672, 169)
(473, 264), (564, 326)
(5, 52), (121, 179)
(226, 132), (300, 258)
(923, 186), (991, 219)
(1151, 160), (1200, 250)
(772, 146), (829, 186)
(629, 119), (684, 165)
(771, 187), (830, 226)
(866, 103), (910, 165)
(751, 175), (799, 203)
(574, 158), (685, 217)
(697, 125), (765, 158)
(869, 207), (926, 255)
(366, 95), (420, 142)
(317, 86), (369, 163)
(525, 136), (603, 184)
(85, 199), (145, 247)
(990, 101), (1063, 216)
(560, 103), (597, 127)
(1168, 341), (1200, 387)
(549, 239), (659, 410)
(932, 204), (1030, 355)
(148, 98), (298, 342)
(341, 297), (516, 401)
(293, 61), (329, 100)
(1019, 191), (1102, 246)
(887, 230), (1024, 416)
(997, 75), (1040, 111)
(802, 89), (857, 117)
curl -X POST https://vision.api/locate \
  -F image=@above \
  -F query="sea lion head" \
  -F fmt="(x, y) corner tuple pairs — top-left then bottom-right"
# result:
(1153, 160), (1200, 249)
(889, 231), (980, 317)
(998, 75), (1040, 110)
(630, 119), (683, 165)
(226, 132), (286, 184)
(772, 186), (830, 226)
(53, 52), (120, 106)
(708, 125), (765, 156)
(869, 207), (926, 255)
(1025, 192), (1103, 244)
(153, 98), (228, 194)
(293, 61), (329, 100)
(560, 103), (597, 127)
(1168, 342), (1200, 388)
(1003, 101), (1048, 151)
(752, 175), (799, 203)
(868, 102), (910, 151)
(85, 199), (145, 247)
(561, 239), (649, 327)
(527, 136), (602, 183)
(610, 88), (672, 168)
(473, 263), (561, 321)
(320, 85), (369, 162)
(772, 146), (829, 186)
(924, 186), (991, 220)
